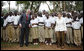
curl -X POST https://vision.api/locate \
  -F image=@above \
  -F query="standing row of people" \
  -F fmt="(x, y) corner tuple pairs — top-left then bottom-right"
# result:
(1, 10), (83, 48)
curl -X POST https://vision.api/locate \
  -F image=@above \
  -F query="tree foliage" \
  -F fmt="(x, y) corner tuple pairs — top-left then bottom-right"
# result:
(1, 1), (83, 13)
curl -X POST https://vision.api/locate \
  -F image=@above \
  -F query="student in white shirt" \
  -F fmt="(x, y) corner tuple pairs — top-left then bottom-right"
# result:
(50, 13), (56, 43)
(30, 14), (39, 45)
(37, 12), (45, 43)
(55, 12), (67, 49)
(6, 12), (15, 42)
(35, 13), (39, 43)
(42, 10), (47, 20)
(2, 13), (9, 41)
(13, 11), (20, 42)
(72, 17), (81, 46)
(53, 12), (58, 19)
(66, 14), (74, 46)
(62, 13), (67, 21)
(44, 13), (52, 45)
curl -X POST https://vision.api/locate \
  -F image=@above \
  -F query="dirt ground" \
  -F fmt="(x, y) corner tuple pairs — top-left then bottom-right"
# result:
(1, 41), (83, 50)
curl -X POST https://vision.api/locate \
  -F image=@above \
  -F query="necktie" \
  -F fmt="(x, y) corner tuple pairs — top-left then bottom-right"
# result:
(26, 14), (28, 21)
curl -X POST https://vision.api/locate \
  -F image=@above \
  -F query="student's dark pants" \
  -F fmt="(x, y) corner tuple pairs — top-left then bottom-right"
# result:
(19, 26), (29, 45)
(56, 31), (65, 46)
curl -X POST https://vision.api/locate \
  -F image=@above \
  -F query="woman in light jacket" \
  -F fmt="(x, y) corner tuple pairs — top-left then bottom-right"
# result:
(55, 12), (67, 49)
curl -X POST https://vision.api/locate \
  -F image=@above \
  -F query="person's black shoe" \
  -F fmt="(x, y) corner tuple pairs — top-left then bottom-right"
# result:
(25, 44), (28, 47)
(20, 44), (23, 47)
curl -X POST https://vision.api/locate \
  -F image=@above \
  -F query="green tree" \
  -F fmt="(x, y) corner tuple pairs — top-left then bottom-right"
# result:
(16, 1), (42, 13)
(75, 1), (83, 11)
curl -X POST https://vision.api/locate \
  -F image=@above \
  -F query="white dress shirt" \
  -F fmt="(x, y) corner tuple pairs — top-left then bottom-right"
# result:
(13, 15), (20, 25)
(50, 16), (56, 24)
(37, 16), (45, 26)
(64, 17), (67, 23)
(55, 17), (67, 31)
(44, 18), (51, 28)
(3, 19), (7, 27)
(42, 14), (47, 20)
(3, 15), (14, 26)
(72, 21), (81, 29)
(66, 18), (73, 27)
(54, 16), (58, 20)
(30, 18), (38, 27)
(79, 17), (83, 24)
(6, 15), (14, 23)
(49, 16), (52, 18)
(76, 17), (79, 20)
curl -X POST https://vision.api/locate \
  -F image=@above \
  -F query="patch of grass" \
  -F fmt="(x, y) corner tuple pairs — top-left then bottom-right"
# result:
(1, 41), (40, 48)
(1, 42), (9, 44)
(1, 44), (12, 48)
(1, 41), (19, 48)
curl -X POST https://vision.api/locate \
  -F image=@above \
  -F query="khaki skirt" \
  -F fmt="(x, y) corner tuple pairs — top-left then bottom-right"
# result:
(38, 26), (45, 42)
(2, 27), (7, 41)
(45, 27), (52, 38)
(32, 27), (38, 39)
(29, 28), (32, 42)
(13, 26), (20, 42)
(6, 24), (15, 42)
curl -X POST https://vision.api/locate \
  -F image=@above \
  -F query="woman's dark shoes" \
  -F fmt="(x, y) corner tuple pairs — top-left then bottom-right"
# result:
(61, 46), (64, 49)
(57, 45), (60, 48)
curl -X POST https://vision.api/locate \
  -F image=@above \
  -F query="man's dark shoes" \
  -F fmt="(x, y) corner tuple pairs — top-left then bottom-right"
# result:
(20, 44), (23, 47)
(25, 44), (28, 47)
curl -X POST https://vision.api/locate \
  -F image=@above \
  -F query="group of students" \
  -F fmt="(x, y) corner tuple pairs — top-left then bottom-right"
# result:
(1, 11), (21, 42)
(1, 10), (83, 48)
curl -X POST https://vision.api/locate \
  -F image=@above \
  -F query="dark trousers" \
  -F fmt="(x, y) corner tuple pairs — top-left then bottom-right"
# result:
(56, 31), (65, 46)
(19, 27), (29, 45)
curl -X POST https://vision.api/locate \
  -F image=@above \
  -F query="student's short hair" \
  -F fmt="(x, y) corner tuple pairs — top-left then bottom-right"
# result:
(43, 10), (46, 12)
(9, 11), (12, 14)
(62, 13), (66, 17)
(38, 12), (42, 17)
(67, 14), (71, 18)
(9, 12), (13, 15)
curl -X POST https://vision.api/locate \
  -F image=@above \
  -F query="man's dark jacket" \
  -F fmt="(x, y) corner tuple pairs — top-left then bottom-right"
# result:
(19, 13), (31, 28)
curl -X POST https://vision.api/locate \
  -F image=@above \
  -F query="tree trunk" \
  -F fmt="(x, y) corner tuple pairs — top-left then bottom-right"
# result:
(53, 1), (56, 12)
(58, 1), (60, 11)
(9, 1), (10, 12)
(64, 1), (65, 11)
(35, 2), (41, 13)
(17, 4), (19, 12)
(30, 1), (33, 11)
(45, 2), (52, 12)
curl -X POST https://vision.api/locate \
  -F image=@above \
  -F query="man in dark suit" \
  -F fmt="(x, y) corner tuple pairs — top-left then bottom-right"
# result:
(19, 10), (31, 47)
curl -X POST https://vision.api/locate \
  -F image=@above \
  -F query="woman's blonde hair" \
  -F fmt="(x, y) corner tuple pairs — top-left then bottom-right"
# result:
(57, 12), (62, 15)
